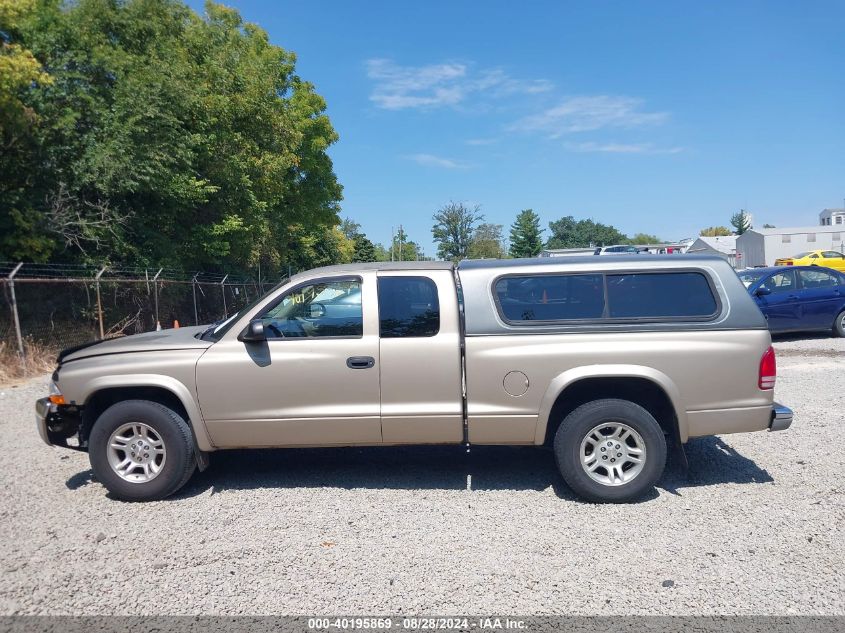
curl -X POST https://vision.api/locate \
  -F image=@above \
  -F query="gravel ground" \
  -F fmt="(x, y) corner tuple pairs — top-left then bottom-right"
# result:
(0, 335), (843, 615)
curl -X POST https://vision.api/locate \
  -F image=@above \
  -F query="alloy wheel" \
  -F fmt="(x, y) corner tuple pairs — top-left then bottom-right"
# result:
(579, 422), (647, 486)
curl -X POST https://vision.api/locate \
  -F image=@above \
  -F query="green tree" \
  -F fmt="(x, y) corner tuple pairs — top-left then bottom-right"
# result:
(387, 227), (422, 261)
(340, 218), (362, 241)
(351, 233), (376, 263)
(0, 0), (55, 260)
(373, 244), (391, 262)
(432, 202), (483, 261)
(283, 224), (353, 272)
(731, 210), (752, 235)
(628, 233), (663, 244)
(700, 226), (733, 237)
(546, 216), (627, 249)
(1, 0), (342, 274)
(469, 223), (506, 259)
(509, 209), (543, 258)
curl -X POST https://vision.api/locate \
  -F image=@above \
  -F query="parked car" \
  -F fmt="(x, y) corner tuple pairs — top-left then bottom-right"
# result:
(594, 245), (643, 255)
(739, 265), (845, 336)
(38, 255), (792, 503)
(774, 249), (845, 271)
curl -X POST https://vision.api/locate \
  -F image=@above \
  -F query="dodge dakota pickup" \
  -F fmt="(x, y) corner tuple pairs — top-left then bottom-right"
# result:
(37, 255), (793, 502)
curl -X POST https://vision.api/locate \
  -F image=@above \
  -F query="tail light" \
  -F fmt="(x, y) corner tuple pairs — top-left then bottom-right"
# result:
(759, 346), (776, 390)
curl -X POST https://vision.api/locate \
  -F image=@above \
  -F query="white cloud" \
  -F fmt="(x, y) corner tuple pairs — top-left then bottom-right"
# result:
(511, 96), (669, 137)
(465, 138), (499, 146)
(473, 69), (554, 96)
(403, 153), (471, 169)
(565, 141), (683, 154)
(366, 58), (552, 110)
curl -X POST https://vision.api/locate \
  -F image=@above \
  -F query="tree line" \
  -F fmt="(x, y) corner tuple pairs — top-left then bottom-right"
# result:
(334, 203), (667, 265)
(427, 203), (662, 261)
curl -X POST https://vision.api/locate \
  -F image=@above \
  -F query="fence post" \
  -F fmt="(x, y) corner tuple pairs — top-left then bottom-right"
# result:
(7, 263), (25, 360)
(95, 266), (107, 339)
(152, 268), (163, 328)
(191, 273), (199, 325)
(220, 274), (229, 318)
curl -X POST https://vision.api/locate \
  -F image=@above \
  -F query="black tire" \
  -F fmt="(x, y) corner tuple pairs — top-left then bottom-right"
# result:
(553, 399), (667, 503)
(88, 400), (196, 501)
(834, 310), (845, 337)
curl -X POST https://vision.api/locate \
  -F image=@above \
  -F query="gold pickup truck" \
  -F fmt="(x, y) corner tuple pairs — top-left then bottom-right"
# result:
(36, 255), (792, 503)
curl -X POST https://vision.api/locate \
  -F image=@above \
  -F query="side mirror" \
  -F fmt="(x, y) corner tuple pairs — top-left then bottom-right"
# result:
(306, 303), (326, 319)
(755, 287), (772, 297)
(239, 319), (266, 342)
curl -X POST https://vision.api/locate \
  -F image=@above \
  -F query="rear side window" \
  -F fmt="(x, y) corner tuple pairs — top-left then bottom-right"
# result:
(798, 269), (840, 288)
(378, 276), (440, 337)
(606, 272), (717, 318)
(494, 270), (719, 323)
(494, 274), (605, 321)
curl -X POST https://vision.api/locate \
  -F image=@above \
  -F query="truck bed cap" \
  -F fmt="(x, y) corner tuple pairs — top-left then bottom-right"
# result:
(457, 254), (727, 270)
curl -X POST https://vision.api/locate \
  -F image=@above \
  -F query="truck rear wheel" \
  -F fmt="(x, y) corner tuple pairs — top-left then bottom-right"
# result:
(88, 400), (196, 501)
(553, 399), (666, 503)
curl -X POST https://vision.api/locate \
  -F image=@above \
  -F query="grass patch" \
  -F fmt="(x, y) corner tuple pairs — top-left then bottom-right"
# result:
(0, 340), (56, 386)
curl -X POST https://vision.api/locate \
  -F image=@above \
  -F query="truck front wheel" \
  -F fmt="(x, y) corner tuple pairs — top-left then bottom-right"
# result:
(88, 400), (196, 501)
(553, 399), (667, 503)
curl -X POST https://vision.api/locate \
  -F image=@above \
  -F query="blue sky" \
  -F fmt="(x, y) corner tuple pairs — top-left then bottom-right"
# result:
(188, 0), (845, 255)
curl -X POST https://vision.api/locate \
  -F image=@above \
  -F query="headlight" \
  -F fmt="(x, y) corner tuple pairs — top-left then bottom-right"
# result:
(48, 381), (67, 406)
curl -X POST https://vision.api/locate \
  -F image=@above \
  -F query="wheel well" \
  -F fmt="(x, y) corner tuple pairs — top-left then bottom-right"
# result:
(81, 387), (190, 443)
(543, 377), (677, 446)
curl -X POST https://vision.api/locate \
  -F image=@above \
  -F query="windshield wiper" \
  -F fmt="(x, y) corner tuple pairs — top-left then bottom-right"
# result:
(197, 319), (223, 341)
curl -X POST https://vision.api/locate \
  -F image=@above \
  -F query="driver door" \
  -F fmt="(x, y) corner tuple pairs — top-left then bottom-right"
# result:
(195, 273), (382, 447)
(755, 269), (800, 332)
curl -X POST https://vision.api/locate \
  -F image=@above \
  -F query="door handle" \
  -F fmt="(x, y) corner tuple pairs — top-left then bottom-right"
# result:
(346, 356), (375, 369)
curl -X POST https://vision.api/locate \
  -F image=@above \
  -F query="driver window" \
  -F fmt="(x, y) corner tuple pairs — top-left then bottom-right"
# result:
(259, 279), (362, 339)
(762, 270), (796, 293)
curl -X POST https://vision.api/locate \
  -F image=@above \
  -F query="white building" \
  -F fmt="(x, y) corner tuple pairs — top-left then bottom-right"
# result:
(819, 208), (845, 226)
(686, 235), (738, 267)
(736, 225), (845, 267)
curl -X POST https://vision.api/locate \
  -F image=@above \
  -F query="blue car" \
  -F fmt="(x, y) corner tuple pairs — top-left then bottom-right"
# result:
(738, 265), (845, 336)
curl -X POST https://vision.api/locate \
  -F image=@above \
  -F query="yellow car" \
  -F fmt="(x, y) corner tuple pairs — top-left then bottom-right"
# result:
(775, 249), (845, 271)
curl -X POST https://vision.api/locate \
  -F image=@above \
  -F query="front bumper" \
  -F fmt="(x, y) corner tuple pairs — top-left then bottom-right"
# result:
(35, 397), (52, 446)
(35, 397), (84, 450)
(769, 402), (793, 432)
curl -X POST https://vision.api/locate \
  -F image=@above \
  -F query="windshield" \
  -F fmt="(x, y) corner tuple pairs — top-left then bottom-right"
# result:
(792, 251), (814, 258)
(200, 278), (289, 342)
(737, 270), (767, 288)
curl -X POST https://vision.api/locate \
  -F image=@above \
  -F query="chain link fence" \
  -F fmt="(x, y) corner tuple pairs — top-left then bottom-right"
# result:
(1, 262), (286, 367)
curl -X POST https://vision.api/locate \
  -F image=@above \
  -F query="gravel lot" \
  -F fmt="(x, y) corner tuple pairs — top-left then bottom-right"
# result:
(0, 335), (843, 615)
